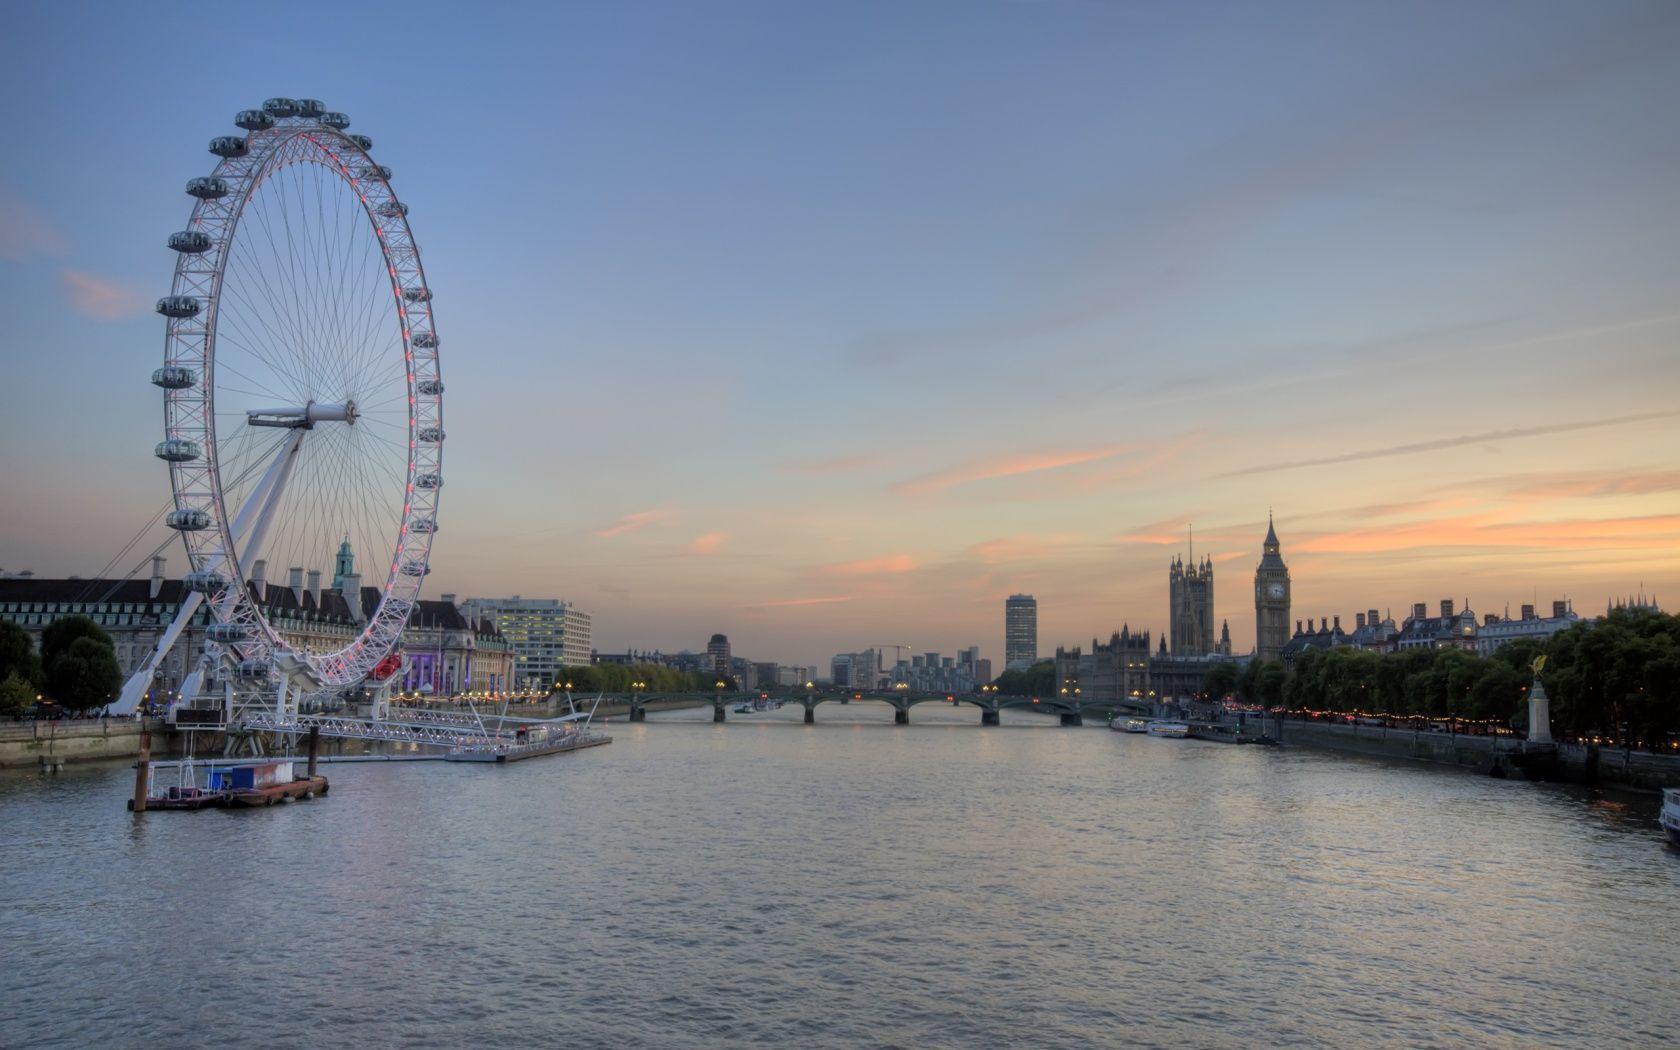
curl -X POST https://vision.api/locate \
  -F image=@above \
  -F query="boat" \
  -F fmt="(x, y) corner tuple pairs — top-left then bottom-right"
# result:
(444, 694), (612, 763)
(131, 758), (328, 811)
(1111, 716), (1149, 733)
(1662, 789), (1680, 847)
(733, 702), (753, 714)
(1145, 720), (1190, 738)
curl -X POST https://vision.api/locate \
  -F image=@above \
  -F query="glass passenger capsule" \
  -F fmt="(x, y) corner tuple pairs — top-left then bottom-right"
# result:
(169, 230), (213, 254)
(348, 133), (373, 151)
(408, 517), (437, 535)
(417, 426), (445, 443)
(320, 111), (351, 129)
(359, 164), (392, 181)
(294, 98), (325, 118)
(414, 473), (442, 491)
(156, 296), (200, 319)
(154, 438), (201, 462)
(166, 508), (211, 531)
(376, 201), (409, 218)
(234, 109), (274, 131)
(183, 570), (227, 593)
(234, 659), (272, 679)
(209, 136), (248, 158)
(416, 378), (444, 396)
(400, 563), (431, 577)
(403, 286), (431, 303)
(262, 97), (298, 118)
(410, 332), (437, 349)
(186, 176), (229, 199)
(151, 366), (198, 389)
(206, 623), (249, 643)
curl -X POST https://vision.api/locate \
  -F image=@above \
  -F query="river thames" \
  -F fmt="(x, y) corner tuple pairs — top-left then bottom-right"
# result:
(2, 702), (1677, 1048)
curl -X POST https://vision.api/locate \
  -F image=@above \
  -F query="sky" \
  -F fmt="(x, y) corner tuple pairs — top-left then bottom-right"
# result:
(2, 1), (1678, 671)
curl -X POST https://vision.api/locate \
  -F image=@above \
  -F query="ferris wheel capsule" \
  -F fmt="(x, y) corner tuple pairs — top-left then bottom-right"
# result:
(377, 201), (409, 218)
(168, 230), (212, 254)
(209, 136), (248, 158)
(183, 571), (228, 594)
(166, 509), (212, 531)
(348, 134), (373, 151)
(151, 366), (197, 389)
(417, 426), (445, 443)
(416, 379), (443, 396)
(206, 623), (250, 643)
(154, 438), (201, 462)
(186, 176), (229, 200)
(403, 287), (431, 303)
(156, 296), (200, 319)
(414, 473), (442, 490)
(360, 164), (392, 181)
(320, 112), (351, 129)
(410, 332), (437, 348)
(234, 659), (272, 679)
(262, 97), (298, 118)
(408, 518), (437, 534)
(294, 98), (325, 118)
(235, 109), (275, 131)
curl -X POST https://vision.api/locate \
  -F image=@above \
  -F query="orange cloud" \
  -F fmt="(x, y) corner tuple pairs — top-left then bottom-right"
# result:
(1494, 469), (1680, 502)
(686, 531), (727, 555)
(594, 509), (670, 538)
(1297, 513), (1680, 555)
(817, 553), (918, 576)
(894, 445), (1131, 496)
(60, 269), (145, 321)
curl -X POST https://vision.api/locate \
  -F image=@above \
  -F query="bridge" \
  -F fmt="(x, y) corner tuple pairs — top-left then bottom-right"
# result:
(612, 690), (1153, 726)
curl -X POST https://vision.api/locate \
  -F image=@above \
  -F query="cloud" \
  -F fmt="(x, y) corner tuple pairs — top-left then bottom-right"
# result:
(1296, 513), (1680, 555)
(1490, 469), (1680, 502)
(1217, 410), (1680, 480)
(747, 595), (853, 609)
(60, 269), (146, 321)
(0, 187), (70, 260)
(1116, 515), (1193, 546)
(686, 531), (727, 555)
(594, 509), (670, 538)
(894, 445), (1130, 496)
(817, 553), (918, 576)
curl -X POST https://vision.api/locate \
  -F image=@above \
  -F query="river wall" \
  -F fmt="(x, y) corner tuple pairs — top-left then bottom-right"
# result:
(0, 718), (158, 768)
(1274, 718), (1680, 792)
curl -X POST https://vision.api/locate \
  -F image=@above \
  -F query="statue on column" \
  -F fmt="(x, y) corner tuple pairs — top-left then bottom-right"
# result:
(1526, 655), (1553, 746)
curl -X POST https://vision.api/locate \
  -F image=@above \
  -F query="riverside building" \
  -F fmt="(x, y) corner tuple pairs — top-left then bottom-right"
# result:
(459, 596), (592, 690)
(1005, 594), (1038, 669)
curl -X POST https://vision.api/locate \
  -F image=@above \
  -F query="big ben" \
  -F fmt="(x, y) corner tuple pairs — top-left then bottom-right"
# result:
(1254, 513), (1291, 661)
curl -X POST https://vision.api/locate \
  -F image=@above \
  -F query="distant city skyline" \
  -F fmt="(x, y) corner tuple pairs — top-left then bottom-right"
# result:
(3, 3), (1679, 669)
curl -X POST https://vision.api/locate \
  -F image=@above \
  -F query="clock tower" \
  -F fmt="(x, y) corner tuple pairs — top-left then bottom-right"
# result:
(1253, 513), (1291, 662)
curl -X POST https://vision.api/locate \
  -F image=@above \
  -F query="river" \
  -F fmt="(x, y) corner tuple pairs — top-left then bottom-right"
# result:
(2, 701), (1676, 1047)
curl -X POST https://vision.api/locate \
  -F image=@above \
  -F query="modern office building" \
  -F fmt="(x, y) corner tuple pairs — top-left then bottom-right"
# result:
(459, 596), (592, 689)
(706, 633), (732, 678)
(1005, 594), (1038, 669)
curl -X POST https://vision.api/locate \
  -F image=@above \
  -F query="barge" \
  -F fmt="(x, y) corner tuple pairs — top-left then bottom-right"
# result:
(130, 757), (327, 811)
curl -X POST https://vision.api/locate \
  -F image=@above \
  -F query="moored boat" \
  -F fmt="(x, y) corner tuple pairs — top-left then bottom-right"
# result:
(1111, 716), (1150, 733)
(1146, 720), (1190, 738)
(1662, 788), (1680, 847)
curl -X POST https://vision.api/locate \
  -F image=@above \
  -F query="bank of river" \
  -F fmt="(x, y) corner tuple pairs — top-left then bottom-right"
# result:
(3, 701), (1677, 1047)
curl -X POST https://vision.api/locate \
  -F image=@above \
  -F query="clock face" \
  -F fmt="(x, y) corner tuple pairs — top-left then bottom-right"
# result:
(1267, 582), (1286, 600)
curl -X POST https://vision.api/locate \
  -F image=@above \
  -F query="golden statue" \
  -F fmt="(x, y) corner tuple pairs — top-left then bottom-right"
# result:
(1531, 654), (1547, 678)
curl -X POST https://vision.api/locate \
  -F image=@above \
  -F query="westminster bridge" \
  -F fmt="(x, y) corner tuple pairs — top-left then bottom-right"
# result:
(608, 689), (1154, 726)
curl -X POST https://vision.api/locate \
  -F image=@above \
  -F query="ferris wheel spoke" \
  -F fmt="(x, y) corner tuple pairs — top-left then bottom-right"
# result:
(220, 254), (317, 399)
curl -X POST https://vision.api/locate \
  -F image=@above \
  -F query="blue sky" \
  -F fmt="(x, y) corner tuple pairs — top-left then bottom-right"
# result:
(3, 1), (1679, 667)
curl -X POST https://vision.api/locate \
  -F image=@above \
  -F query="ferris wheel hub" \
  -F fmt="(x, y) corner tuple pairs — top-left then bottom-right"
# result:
(245, 400), (359, 429)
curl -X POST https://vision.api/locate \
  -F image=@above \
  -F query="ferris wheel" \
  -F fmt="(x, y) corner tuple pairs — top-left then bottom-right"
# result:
(114, 97), (442, 717)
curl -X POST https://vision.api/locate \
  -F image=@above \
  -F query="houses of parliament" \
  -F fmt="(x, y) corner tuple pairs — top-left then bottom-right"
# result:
(1054, 517), (1291, 704)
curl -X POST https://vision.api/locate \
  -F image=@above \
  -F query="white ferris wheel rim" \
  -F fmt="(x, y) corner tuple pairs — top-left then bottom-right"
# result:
(157, 99), (442, 688)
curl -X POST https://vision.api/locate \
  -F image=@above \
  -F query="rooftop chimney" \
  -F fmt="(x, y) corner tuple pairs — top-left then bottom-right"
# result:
(1521, 603), (1535, 621)
(1295, 619), (1303, 635)
(1356, 612), (1367, 629)
(1332, 615), (1341, 631)
(288, 566), (304, 603)
(251, 558), (267, 593)
(1441, 598), (1455, 618)
(1368, 608), (1380, 627)
(1553, 600), (1568, 619)
(1484, 613), (1498, 626)
(441, 593), (457, 605)
(306, 569), (322, 607)
(1412, 602), (1427, 621)
(150, 555), (165, 601)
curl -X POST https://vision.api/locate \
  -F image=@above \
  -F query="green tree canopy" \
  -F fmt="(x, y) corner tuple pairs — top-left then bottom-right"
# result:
(41, 615), (112, 668)
(0, 621), (41, 688)
(46, 636), (122, 714)
(994, 660), (1055, 696)
(0, 672), (33, 718)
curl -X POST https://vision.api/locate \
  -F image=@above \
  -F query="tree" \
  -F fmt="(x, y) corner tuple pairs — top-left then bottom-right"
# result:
(46, 636), (122, 714)
(994, 660), (1055, 696)
(0, 621), (41, 688)
(0, 672), (32, 718)
(41, 615), (112, 668)
(1203, 661), (1240, 700)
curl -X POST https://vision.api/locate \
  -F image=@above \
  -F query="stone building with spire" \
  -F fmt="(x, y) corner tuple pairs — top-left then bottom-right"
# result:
(1253, 513), (1292, 662)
